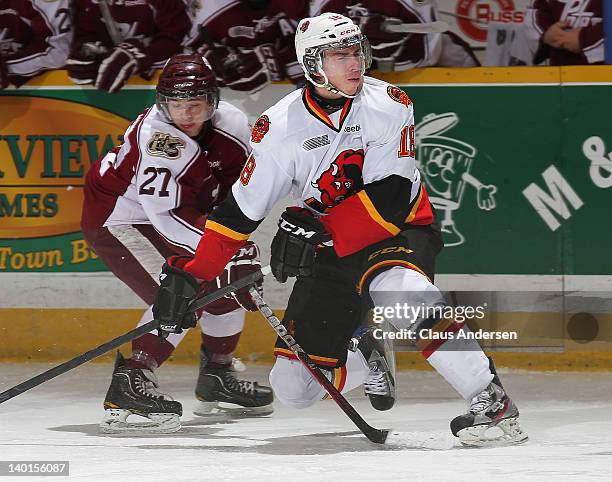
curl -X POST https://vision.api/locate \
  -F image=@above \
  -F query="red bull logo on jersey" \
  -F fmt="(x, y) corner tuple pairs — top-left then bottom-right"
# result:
(312, 149), (364, 208)
(387, 86), (412, 109)
(251, 115), (270, 143)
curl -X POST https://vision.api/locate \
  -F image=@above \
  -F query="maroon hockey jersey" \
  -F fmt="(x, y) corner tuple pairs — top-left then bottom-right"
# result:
(311, 0), (478, 70)
(525, 0), (603, 65)
(0, 0), (72, 86)
(72, 0), (191, 68)
(81, 101), (250, 253)
(187, 0), (308, 92)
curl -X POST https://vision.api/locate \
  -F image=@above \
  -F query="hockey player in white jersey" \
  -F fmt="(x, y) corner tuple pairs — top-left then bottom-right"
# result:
(152, 15), (527, 446)
(81, 54), (272, 433)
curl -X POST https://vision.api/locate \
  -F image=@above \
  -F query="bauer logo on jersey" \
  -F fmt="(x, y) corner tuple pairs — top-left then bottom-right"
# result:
(146, 132), (186, 159)
(387, 86), (412, 109)
(312, 149), (364, 208)
(251, 115), (270, 143)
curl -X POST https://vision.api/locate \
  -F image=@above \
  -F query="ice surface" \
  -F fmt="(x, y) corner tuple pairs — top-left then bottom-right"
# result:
(0, 362), (611, 481)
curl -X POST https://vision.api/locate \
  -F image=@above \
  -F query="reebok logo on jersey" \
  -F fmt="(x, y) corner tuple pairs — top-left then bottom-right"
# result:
(344, 124), (360, 133)
(302, 134), (330, 151)
(146, 132), (186, 159)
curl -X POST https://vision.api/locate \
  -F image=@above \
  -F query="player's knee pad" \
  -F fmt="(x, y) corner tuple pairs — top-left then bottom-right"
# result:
(269, 357), (325, 409)
(199, 308), (245, 337)
(369, 267), (446, 330)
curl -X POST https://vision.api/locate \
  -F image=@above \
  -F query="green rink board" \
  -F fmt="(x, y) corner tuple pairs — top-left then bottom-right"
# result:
(1, 79), (611, 274)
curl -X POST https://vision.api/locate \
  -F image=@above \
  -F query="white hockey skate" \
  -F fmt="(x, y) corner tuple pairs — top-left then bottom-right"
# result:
(450, 358), (528, 447)
(100, 352), (182, 434)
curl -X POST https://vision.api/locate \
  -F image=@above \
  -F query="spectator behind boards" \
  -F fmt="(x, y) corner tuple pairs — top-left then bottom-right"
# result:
(524, 0), (603, 65)
(0, 0), (73, 89)
(66, 0), (191, 93)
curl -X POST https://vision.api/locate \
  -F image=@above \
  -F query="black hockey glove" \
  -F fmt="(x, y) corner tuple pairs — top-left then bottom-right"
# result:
(152, 256), (200, 338)
(270, 207), (331, 283)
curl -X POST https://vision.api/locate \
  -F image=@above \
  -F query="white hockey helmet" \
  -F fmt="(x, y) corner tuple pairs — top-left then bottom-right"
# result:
(295, 13), (372, 98)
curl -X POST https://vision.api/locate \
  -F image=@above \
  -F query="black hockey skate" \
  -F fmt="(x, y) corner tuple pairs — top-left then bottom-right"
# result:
(100, 352), (182, 434)
(352, 325), (396, 411)
(450, 357), (528, 447)
(194, 348), (273, 419)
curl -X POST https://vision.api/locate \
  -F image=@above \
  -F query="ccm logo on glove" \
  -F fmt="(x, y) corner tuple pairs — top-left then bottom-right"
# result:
(278, 219), (318, 239)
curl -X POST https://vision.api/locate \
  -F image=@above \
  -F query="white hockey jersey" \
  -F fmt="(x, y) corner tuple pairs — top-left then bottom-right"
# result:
(82, 101), (250, 253)
(186, 77), (434, 282)
(201, 77), (433, 256)
(236, 76), (423, 219)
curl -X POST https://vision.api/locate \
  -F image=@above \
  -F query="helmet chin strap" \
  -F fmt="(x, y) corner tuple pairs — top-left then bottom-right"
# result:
(306, 69), (360, 99)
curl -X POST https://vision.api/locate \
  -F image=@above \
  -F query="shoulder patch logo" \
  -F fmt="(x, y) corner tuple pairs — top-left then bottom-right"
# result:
(300, 20), (310, 33)
(251, 115), (270, 143)
(146, 132), (186, 159)
(387, 86), (412, 108)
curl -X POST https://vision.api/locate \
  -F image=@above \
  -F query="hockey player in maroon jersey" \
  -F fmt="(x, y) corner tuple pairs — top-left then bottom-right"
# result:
(311, 0), (479, 70)
(151, 14), (527, 446)
(0, 0), (72, 89)
(81, 54), (272, 433)
(186, 0), (308, 93)
(66, 0), (191, 93)
(524, 0), (603, 65)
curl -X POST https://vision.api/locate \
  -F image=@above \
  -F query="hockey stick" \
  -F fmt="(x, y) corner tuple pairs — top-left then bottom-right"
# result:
(381, 20), (449, 34)
(98, 0), (121, 45)
(249, 288), (457, 450)
(439, 9), (488, 25)
(0, 266), (271, 405)
(248, 287), (390, 445)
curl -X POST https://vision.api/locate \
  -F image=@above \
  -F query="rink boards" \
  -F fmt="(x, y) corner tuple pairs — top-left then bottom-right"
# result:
(1, 67), (611, 368)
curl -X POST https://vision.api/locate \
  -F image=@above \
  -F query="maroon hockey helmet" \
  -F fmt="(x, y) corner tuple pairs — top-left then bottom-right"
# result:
(156, 53), (219, 121)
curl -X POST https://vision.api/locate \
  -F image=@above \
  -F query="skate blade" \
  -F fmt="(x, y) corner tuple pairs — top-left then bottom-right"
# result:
(193, 400), (274, 419)
(457, 417), (528, 447)
(100, 409), (181, 434)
